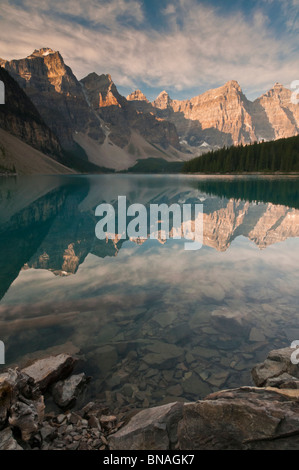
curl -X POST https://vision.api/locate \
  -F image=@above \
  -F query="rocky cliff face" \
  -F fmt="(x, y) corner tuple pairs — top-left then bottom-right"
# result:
(0, 67), (62, 159)
(0, 48), (105, 150)
(2, 48), (298, 166)
(81, 72), (180, 150)
(151, 81), (256, 147)
(0, 50), (181, 169)
(127, 80), (299, 149)
(251, 82), (299, 141)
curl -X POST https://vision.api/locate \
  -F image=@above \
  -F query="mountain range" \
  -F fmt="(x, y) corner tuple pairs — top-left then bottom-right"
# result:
(0, 47), (298, 174)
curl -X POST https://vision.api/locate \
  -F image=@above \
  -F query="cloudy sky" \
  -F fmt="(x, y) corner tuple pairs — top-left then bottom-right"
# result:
(0, 0), (298, 100)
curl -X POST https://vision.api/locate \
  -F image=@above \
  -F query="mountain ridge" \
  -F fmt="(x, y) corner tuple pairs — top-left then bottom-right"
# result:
(0, 49), (184, 170)
(128, 79), (299, 149)
(1, 47), (298, 172)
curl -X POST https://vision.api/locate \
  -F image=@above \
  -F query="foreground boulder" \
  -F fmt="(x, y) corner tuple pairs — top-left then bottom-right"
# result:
(0, 428), (23, 450)
(109, 402), (183, 450)
(52, 373), (89, 409)
(178, 387), (299, 450)
(0, 369), (44, 444)
(0, 354), (82, 449)
(109, 386), (299, 450)
(0, 364), (122, 450)
(21, 354), (78, 392)
(251, 347), (299, 388)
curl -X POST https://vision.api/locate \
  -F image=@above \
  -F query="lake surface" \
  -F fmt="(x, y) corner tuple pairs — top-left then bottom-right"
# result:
(0, 174), (299, 411)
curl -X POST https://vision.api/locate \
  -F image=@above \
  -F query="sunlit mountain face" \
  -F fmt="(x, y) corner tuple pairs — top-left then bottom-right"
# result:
(0, 175), (299, 410)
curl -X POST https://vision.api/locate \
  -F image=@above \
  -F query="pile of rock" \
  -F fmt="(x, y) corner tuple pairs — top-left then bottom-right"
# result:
(37, 405), (123, 451)
(1, 346), (299, 450)
(0, 354), (124, 450)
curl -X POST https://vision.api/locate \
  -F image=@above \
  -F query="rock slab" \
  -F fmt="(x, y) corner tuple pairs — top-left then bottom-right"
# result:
(52, 373), (88, 409)
(21, 354), (78, 391)
(109, 402), (183, 450)
(178, 387), (299, 450)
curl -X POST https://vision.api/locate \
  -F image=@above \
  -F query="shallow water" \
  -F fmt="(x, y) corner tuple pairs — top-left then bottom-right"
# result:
(0, 174), (299, 409)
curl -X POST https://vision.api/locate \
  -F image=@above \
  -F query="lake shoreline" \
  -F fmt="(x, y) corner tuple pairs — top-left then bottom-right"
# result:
(1, 346), (299, 450)
(1, 171), (299, 178)
(182, 171), (299, 176)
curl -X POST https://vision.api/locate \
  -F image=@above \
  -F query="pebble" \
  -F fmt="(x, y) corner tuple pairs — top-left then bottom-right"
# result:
(56, 414), (66, 424)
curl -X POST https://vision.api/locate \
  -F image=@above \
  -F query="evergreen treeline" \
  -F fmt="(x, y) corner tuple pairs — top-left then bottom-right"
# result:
(189, 178), (299, 209)
(182, 135), (299, 173)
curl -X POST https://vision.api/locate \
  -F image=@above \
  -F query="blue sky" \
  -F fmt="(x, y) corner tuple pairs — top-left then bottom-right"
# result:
(0, 0), (298, 100)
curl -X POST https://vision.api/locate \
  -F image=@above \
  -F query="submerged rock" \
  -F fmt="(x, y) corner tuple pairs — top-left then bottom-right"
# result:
(249, 327), (266, 342)
(141, 341), (184, 368)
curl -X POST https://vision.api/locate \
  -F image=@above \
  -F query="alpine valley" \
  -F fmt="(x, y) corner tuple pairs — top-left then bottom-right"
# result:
(0, 47), (298, 174)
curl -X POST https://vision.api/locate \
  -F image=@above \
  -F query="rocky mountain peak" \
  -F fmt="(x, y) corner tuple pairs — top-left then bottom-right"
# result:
(127, 89), (149, 102)
(81, 73), (115, 91)
(225, 80), (242, 91)
(81, 72), (122, 108)
(0, 50), (106, 149)
(259, 82), (290, 101)
(0, 47), (80, 98)
(158, 90), (170, 98)
(29, 48), (57, 58)
(252, 82), (298, 140)
(153, 90), (172, 110)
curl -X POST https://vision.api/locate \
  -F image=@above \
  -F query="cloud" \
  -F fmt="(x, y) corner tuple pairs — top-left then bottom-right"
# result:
(2, 235), (299, 316)
(0, 0), (298, 98)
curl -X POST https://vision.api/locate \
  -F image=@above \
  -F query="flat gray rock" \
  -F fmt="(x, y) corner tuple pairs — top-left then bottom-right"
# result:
(52, 373), (88, 409)
(21, 354), (78, 391)
(178, 387), (299, 450)
(109, 402), (183, 450)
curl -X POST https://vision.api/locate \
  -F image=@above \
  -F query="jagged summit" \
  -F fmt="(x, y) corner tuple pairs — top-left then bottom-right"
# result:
(153, 90), (172, 109)
(157, 90), (170, 98)
(127, 89), (149, 102)
(81, 72), (122, 108)
(224, 80), (241, 90)
(82, 72), (114, 88)
(29, 48), (58, 58)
